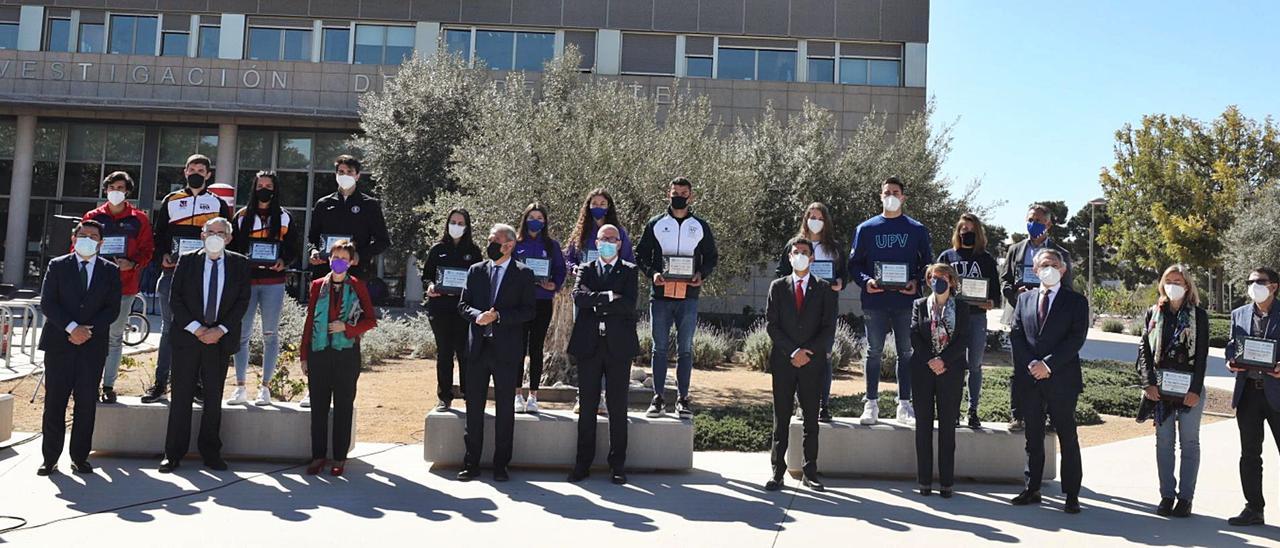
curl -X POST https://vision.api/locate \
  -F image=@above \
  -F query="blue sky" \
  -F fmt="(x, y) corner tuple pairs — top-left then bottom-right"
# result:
(929, 1), (1278, 236)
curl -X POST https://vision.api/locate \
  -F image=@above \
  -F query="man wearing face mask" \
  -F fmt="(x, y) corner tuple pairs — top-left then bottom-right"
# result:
(36, 220), (122, 476)
(82, 171), (154, 404)
(144, 154), (232, 404)
(307, 155), (391, 282)
(1001, 204), (1073, 431)
(159, 218), (251, 473)
(1224, 267), (1280, 527)
(456, 224), (536, 482)
(848, 176), (933, 426)
(1008, 248), (1089, 514)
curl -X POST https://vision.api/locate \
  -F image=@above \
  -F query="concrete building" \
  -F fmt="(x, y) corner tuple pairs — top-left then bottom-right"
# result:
(0, 0), (928, 308)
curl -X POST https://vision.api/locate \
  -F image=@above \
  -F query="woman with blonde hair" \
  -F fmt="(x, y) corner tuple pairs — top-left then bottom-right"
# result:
(909, 263), (971, 497)
(937, 213), (1001, 428)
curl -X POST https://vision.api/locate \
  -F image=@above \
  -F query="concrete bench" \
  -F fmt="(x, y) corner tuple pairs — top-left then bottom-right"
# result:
(786, 418), (1057, 483)
(424, 409), (693, 471)
(0, 394), (12, 443)
(92, 397), (355, 461)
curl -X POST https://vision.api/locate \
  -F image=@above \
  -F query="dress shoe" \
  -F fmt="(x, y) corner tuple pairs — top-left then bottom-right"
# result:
(611, 470), (627, 485)
(940, 487), (954, 499)
(306, 459), (327, 475)
(457, 468), (480, 481)
(918, 485), (933, 496)
(567, 469), (589, 483)
(70, 461), (94, 474)
(818, 405), (833, 423)
(802, 475), (825, 492)
(140, 384), (167, 404)
(1156, 497), (1174, 516)
(967, 410), (981, 429)
(1010, 490), (1041, 506)
(100, 386), (117, 404)
(330, 461), (345, 477)
(493, 467), (510, 482)
(1007, 419), (1025, 432)
(204, 458), (229, 471)
(434, 400), (450, 412)
(764, 476), (784, 491)
(1064, 495), (1081, 514)
(158, 459), (180, 473)
(1228, 507), (1265, 526)
(1172, 499), (1192, 518)
(36, 463), (57, 476)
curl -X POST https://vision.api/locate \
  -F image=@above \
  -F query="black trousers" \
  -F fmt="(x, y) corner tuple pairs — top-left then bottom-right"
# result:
(429, 311), (469, 402)
(1021, 382), (1082, 495)
(771, 360), (821, 477)
(164, 344), (229, 462)
(463, 342), (519, 469)
(41, 346), (107, 465)
(1236, 384), (1280, 510)
(307, 347), (361, 461)
(522, 299), (554, 391)
(911, 363), (964, 487)
(574, 339), (630, 472)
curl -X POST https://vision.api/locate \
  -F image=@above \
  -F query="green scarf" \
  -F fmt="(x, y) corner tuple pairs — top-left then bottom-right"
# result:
(312, 278), (360, 353)
(1148, 303), (1194, 366)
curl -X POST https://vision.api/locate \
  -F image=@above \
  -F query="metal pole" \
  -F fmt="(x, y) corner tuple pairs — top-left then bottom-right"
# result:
(1089, 202), (1096, 311)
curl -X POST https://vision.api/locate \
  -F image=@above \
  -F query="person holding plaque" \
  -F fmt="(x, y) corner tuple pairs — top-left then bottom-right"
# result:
(228, 171), (301, 407)
(1224, 267), (1280, 527)
(999, 204), (1073, 431)
(513, 203), (568, 414)
(848, 177), (932, 425)
(909, 264), (971, 497)
(775, 203), (847, 421)
(938, 213), (1001, 428)
(144, 154), (233, 404)
(306, 155), (390, 283)
(1134, 265), (1208, 518)
(635, 177), (719, 418)
(83, 171), (154, 404)
(424, 208), (483, 412)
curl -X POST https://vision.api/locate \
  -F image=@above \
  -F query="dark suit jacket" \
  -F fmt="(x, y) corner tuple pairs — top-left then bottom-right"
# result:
(567, 260), (641, 359)
(1000, 239), (1073, 324)
(168, 250), (252, 355)
(1010, 286), (1090, 396)
(38, 254), (123, 354)
(908, 296), (972, 372)
(458, 259), (536, 363)
(1225, 304), (1280, 410)
(765, 275), (837, 373)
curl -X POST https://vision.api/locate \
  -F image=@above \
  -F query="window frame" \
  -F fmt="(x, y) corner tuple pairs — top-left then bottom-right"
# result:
(441, 26), (557, 72)
(321, 26), (351, 63)
(714, 46), (798, 82)
(106, 13), (160, 56)
(197, 24), (220, 58)
(354, 23), (417, 66)
(78, 22), (105, 53)
(160, 30), (190, 57)
(45, 17), (71, 52)
(246, 24), (313, 62)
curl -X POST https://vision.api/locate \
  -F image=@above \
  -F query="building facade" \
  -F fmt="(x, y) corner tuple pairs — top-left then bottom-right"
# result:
(0, 0), (928, 307)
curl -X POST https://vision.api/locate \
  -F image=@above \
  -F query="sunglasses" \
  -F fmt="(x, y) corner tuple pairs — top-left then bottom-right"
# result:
(1248, 279), (1273, 286)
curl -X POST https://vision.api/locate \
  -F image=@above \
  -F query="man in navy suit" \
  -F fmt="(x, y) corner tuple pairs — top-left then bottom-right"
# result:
(1224, 267), (1280, 527)
(1008, 248), (1089, 514)
(37, 219), (123, 476)
(456, 223), (536, 482)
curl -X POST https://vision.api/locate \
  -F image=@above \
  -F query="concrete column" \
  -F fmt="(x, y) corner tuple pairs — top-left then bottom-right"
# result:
(3, 116), (37, 287)
(215, 123), (237, 191)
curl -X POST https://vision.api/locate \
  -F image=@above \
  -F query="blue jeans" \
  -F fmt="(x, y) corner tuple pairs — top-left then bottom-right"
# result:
(650, 298), (698, 399)
(864, 307), (912, 401)
(1156, 397), (1204, 500)
(101, 295), (135, 388)
(234, 283), (286, 385)
(154, 270), (174, 388)
(964, 311), (988, 412)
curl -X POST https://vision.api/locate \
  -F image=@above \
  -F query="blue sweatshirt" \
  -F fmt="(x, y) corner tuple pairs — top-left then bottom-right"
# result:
(514, 237), (567, 300)
(847, 214), (933, 311)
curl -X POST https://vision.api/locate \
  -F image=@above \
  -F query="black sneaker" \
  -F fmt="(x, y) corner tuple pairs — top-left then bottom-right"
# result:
(434, 400), (450, 412)
(818, 405), (833, 423)
(676, 397), (693, 418)
(100, 387), (117, 404)
(645, 395), (665, 418)
(1172, 499), (1192, 518)
(1228, 507), (1265, 526)
(1157, 497), (1174, 516)
(140, 384), (167, 404)
(967, 410), (981, 429)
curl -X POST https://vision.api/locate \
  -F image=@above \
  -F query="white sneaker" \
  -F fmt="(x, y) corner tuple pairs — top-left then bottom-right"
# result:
(300, 393), (311, 408)
(525, 394), (539, 414)
(515, 394), (527, 413)
(896, 400), (916, 425)
(227, 386), (248, 405)
(255, 385), (272, 406)
(859, 400), (879, 425)
(573, 396), (582, 414)
(598, 391), (608, 415)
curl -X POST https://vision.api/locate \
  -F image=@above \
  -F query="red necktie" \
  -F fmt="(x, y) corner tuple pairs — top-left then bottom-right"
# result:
(795, 279), (805, 312)
(1037, 289), (1050, 328)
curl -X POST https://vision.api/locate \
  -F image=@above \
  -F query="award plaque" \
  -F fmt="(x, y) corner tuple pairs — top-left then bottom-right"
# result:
(320, 233), (354, 257)
(663, 255), (696, 281)
(874, 261), (911, 289)
(1157, 369), (1193, 400)
(522, 257), (551, 281)
(959, 277), (990, 304)
(810, 260), (836, 282)
(435, 267), (469, 296)
(1020, 265), (1042, 286)
(173, 238), (203, 256)
(99, 235), (128, 258)
(248, 240), (281, 265)
(1237, 336), (1279, 371)
(582, 250), (600, 265)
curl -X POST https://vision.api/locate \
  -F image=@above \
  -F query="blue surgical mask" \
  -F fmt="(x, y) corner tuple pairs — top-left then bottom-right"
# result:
(931, 277), (949, 295)
(526, 219), (544, 233)
(598, 241), (618, 259)
(590, 207), (608, 220)
(1027, 221), (1047, 239)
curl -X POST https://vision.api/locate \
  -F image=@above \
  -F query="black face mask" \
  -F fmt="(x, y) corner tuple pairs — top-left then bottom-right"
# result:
(254, 188), (276, 203)
(486, 241), (504, 261)
(670, 196), (689, 210)
(961, 232), (977, 247)
(186, 173), (207, 190)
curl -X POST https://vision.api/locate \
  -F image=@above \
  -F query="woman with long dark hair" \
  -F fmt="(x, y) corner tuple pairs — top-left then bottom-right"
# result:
(514, 202), (567, 413)
(566, 188), (634, 265)
(425, 208), (483, 411)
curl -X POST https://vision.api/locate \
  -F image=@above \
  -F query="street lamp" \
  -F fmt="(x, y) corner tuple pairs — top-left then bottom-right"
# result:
(1088, 197), (1108, 316)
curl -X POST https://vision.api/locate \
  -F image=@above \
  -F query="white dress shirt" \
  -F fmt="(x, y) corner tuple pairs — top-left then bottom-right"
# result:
(185, 253), (229, 335)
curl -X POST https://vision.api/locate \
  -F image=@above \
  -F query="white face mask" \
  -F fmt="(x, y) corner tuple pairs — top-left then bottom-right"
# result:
(882, 195), (902, 213)
(73, 237), (99, 258)
(1037, 266), (1062, 288)
(806, 219), (824, 234)
(336, 174), (357, 191)
(106, 190), (127, 206)
(1163, 284), (1187, 302)
(1249, 282), (1272, 304)
(447, 223), (466, 239)
(790, 254), (811, 272)
(204, 234), (226, 254)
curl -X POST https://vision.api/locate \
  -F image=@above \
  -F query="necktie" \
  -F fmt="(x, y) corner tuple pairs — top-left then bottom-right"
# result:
(489, 264), (502, 305)
(795, 279), (805, 312)
(78, 261), (89, 290)
(1037, 289), (1050, 329)
(603, 263), (613, 278)
(205, 258), (220, 324)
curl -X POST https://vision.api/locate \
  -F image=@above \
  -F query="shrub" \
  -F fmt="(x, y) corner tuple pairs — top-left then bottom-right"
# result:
(266, 364), (308, 402)
(692, 325), (736, 369)
(694, 404), (773, 451)
(878, 341), (899, 381)
(741, 321), (771, 372)
(357, 312), (435, 367)
(1100, 319), (1125, 333)
(830, 321), (862, 371)
(986, 329), (1009, 352)
(1127, 322), (1146, 336)
(1208, 318), (1231, 348)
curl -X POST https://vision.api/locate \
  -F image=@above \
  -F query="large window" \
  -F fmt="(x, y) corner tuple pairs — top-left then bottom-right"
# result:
(108, 14), (158, 55)
(444, 28), (470, 60)
(45, 18), (70, 52)
(198, 25), (220, 58)
(354, 25), (414, 65)
(839, 58), (901, 86)
(63, 124), (144, 199)
(716, 47), (796, 81)
(247, 26), (312, 62)
(79, 23), (104, 53)
(451, 28), (554, 72)
(157, 127), (219, 197)
(0, 23), (17, 50)
(686, 56), (712, 78)
(322, 27), (349, 62)
(161, 31), (189, 57)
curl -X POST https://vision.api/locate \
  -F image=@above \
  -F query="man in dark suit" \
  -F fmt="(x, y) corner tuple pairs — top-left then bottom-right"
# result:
(36, 220), (123, 476)
(159, 217), (251, 473)
(1009, 248), (1088, 514)
(1223, 267), (1280, 527)
(567, 225), (639, 485)
(456, 223), (536, 482)
(764, 237), (836, 492)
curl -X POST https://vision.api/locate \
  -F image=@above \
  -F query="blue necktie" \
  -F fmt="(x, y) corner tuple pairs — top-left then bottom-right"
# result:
(489, 264), (502, 306)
